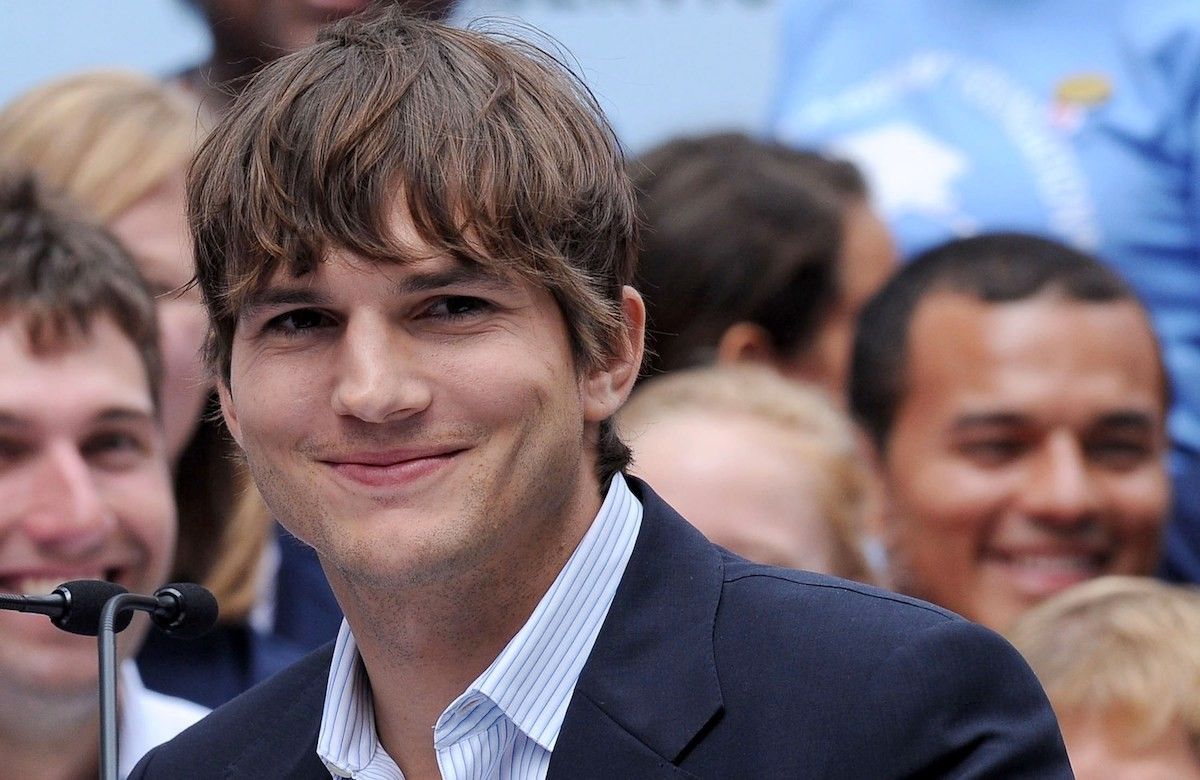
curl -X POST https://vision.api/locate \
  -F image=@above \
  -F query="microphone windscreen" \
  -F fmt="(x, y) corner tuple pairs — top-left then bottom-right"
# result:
(53, 580), (133, 636)
(153, 583), (219, 639)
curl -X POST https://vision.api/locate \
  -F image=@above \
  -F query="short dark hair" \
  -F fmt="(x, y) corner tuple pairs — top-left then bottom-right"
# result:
(0, 173), (160, 402)
(631, 133), (864, 375)
(850, 232), (1158, 447)
(189, 9), (639, 485)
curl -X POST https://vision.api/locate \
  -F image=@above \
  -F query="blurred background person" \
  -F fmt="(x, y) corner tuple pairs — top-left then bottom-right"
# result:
(176, 0), (457, 114)
(772, 0), (1200, 586)
(619, 365), (877, 583)
(1009, 576), (1200, 779)
(0, 71), (306, 707)
(0, 175), (206, 779)
(631, 132), (896, 400)
(850, 233), (1169, 632)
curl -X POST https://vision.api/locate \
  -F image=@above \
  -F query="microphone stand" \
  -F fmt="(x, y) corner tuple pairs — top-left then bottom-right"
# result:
(98, 592), (159, 780)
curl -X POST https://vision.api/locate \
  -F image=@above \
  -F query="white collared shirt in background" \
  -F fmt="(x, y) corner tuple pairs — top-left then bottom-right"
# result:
(317, 474), (643, 780)
(119, 660), (210, 778)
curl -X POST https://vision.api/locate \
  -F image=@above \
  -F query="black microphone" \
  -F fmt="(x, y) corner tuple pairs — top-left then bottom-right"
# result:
(96, 582), (219, 779)
(150, 582), (220, 638)
(0, 579), (134, 636)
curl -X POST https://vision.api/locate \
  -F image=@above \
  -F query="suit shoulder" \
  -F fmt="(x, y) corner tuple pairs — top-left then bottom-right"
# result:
(711, 556), (1023, 678)
(704, 558), (1070, 776)
(719, 555), (962, 633)
(130, 643), (333, 777)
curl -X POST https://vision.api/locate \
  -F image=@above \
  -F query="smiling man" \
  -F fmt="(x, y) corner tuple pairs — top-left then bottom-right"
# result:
(132, 9), (1070, 779)
(851, 232), (1170, 633)
(0, 175), (207, 779)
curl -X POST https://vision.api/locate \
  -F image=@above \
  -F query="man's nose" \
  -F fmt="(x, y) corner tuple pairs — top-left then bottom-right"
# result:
(330, 316), (433, 424)
(1021, 433), (1103, 527)
(21, 443), (116, 556)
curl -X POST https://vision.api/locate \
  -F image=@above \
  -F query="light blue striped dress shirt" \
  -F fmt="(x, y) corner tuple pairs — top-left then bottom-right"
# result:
(316, 475), (644, 779)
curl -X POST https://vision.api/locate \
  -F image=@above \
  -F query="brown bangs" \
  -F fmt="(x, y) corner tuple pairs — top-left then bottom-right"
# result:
(190, 13), (638, 380)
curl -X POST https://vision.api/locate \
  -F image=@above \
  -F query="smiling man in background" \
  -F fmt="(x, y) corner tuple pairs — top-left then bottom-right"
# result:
(133, 9), (1070, 778)
(851, 232), (1169, 632)
(0, 175), (206, 779)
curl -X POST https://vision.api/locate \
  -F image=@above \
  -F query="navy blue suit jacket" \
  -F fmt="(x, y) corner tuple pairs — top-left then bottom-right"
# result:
(136, 622), (308, 709)
(131, 480), (1071, 778)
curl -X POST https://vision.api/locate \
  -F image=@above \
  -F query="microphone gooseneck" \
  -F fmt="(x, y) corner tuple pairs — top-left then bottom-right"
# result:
(97, 582), (218, 780)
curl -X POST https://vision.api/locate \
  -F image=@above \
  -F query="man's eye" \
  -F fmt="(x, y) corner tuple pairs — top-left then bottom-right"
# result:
(84, 432), (144, 454)
(1088, 440), (1151, 467)
(264, 309), (331, 334)
(960, 439), (1025, 464)
(426, 296), (490, 319)
(0, 438), (30, 465)
(83, 432), (150, 468)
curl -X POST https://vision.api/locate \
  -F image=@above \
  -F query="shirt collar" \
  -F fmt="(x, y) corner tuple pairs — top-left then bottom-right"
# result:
(316, 474), (643, 774)
(457, 473), (642, 750)
(318, 623), (386, 777)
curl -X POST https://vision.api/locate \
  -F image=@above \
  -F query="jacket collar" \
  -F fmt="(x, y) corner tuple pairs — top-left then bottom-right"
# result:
(228, 644), (332, 778)
(549, 478), (724, 778)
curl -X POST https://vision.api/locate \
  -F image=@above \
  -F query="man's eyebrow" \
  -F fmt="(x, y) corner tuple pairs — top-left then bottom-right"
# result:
(0, 407), (155, 429)
(391, 264), (516, 295)
(240, 264), (516, 318)
(240, 288), (331, 319)
(949, 410), (1160, 434)
(1091, 411), (1158, 431)
(94, 407), (157, 426)
(950, 412), (1030, 432)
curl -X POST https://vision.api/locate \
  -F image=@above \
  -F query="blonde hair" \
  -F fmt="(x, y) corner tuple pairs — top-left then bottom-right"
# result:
(0, 71), (263, 621)
(619, 365), (875, 582)
(1008, 576), (1200, 756)
(0, 70), (206, 221)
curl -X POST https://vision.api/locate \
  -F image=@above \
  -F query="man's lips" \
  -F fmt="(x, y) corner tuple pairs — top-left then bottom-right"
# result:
(0, 567), (125, 595)
(982, 546), (1112, 597)
(321, 448), (466, 488)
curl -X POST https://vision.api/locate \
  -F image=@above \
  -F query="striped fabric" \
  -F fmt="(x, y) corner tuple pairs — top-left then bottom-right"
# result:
(317, 475), (644, 779)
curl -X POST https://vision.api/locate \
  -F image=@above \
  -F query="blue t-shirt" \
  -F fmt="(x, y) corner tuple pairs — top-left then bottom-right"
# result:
(772, 0), (1200, 581)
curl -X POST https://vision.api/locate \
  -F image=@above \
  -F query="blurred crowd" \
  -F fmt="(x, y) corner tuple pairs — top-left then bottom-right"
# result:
(0, 1), (1197, 778)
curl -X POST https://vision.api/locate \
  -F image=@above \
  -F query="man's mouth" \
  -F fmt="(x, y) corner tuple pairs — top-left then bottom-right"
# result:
(321, 447), (467, 488)
(0, 568), (124, 595)
(983, 548), (1111, 595)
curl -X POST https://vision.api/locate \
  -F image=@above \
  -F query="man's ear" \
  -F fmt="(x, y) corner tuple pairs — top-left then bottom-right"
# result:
(715, 321), (780, 367)
(855, 426), (896, 587)
(856, 426), (891, 540)
(217, 379), (244, 448)
(582, 286), (646, 423)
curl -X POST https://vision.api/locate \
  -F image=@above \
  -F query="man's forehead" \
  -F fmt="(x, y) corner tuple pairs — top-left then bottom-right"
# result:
(908, 291), (1156, 361)
(0, 317), (155, 423)
(902, 291), (1166, 416)
(241, 251), (518, 304)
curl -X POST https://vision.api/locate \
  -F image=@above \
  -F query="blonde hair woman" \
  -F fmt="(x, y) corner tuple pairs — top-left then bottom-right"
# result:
(0, 71), (292, 706)
(1009, 577), (1200, 779)
(618, 365), (878, 583)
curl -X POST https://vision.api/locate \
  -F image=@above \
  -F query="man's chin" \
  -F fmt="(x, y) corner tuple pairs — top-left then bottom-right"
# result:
(0, 636), (105, 701)
(321, 533), (492, 593)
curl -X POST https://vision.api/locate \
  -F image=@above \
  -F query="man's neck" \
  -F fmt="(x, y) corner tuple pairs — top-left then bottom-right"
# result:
(329, 476), (607, 778)
(0, 695), (99, 780)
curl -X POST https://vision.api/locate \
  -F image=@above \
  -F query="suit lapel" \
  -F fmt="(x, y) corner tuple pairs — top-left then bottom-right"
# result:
(551, 479), (724, 774)
(548, 694), (701, 780)
(227, 648), (330, 779)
